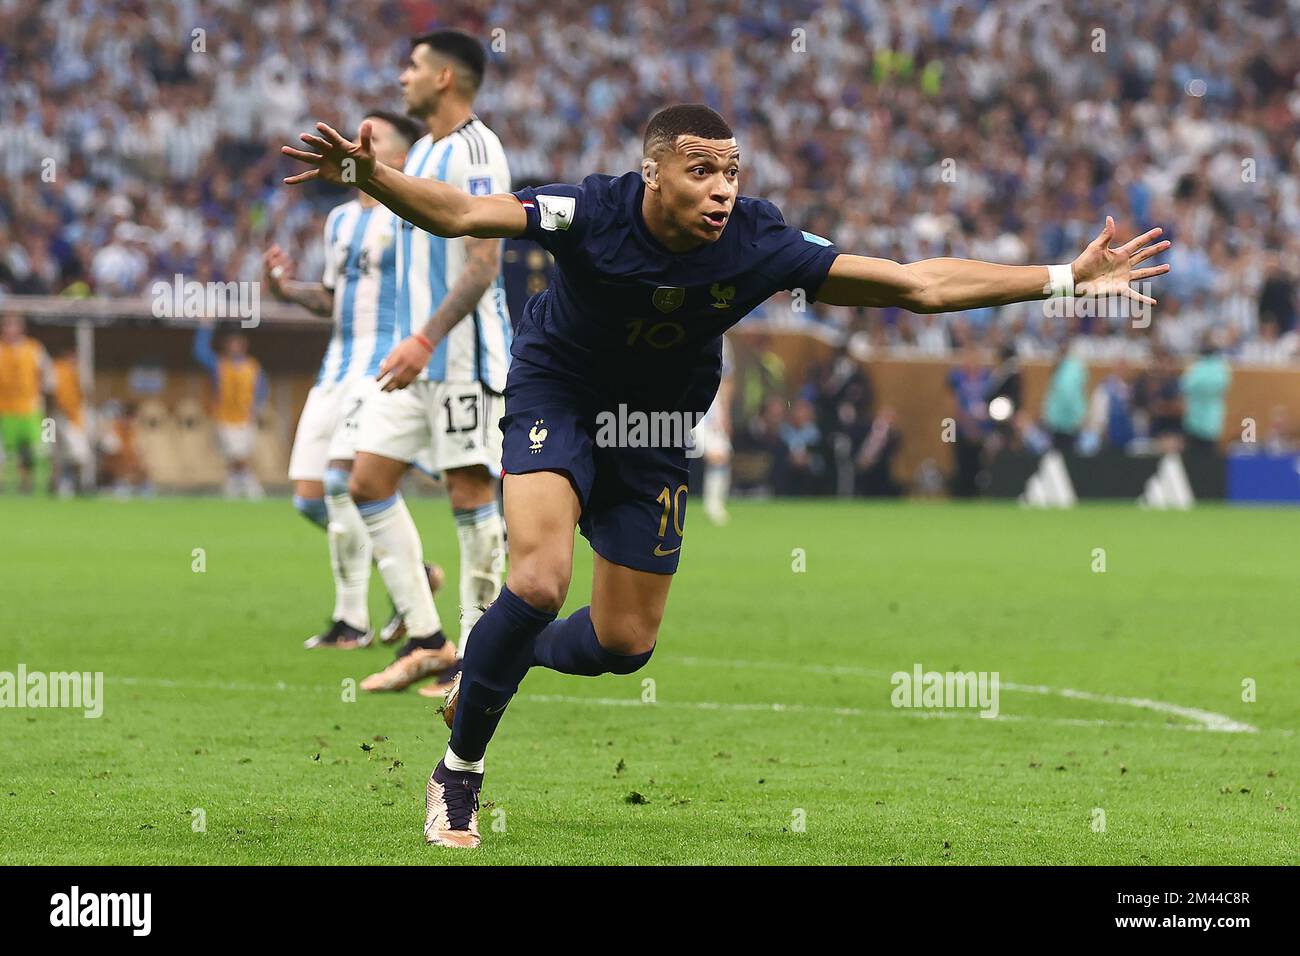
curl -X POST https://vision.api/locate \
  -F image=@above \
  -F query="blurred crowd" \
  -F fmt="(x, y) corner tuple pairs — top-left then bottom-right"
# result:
(1, 0), (1299, 369)
(727, 330), (1294, 498)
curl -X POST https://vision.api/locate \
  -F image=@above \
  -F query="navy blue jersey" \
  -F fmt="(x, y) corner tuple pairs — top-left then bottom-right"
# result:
(500, 238), (555, 333)
(511, 172), (840, 414)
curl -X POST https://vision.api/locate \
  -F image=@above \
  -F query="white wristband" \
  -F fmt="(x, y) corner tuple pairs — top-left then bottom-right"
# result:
(1047, 263), (1074, 298)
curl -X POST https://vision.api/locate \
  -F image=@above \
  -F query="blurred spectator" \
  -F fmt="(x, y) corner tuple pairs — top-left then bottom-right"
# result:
(855, 406), (902, 497)
(1237, 316), (1298, 365)
(97, 401), (149, 496)
(50, 344), (92, 495)
(1135, 346), (1185, 454)
(1042, 346), (1088, 452)
(193, 322), (266, 498)
(775, 397), (824, 496)
(947, 346), (991, 497)
(1082, 358), (1138, 453)
(1181, 339), (1233, 452)
(0, 313), (52, 494)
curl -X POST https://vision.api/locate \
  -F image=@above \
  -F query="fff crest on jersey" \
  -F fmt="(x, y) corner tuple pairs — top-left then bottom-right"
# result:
(652, 286), (685, 313)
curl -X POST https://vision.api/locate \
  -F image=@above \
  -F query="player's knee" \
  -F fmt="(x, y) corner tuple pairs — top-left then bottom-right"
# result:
(323, 467), (350, 498)
(507, 565), (570, 615)
(348, 469), (386, 503)
(445, 465), (495, 510)
(595, 614), (660, 659)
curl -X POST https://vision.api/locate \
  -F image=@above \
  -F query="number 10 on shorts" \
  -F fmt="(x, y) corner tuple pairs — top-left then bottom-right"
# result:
(656, 483), (687, 539)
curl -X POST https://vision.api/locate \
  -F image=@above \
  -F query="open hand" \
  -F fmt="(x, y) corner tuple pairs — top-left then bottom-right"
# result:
(281, 121), (376, 188)
(1071, 216), (1171, 306)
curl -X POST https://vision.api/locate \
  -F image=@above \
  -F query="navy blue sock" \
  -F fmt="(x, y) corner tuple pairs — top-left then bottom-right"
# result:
(449, 586), (556, 762)
(532, 606), (654, 676)
(293, 495), (328, 530)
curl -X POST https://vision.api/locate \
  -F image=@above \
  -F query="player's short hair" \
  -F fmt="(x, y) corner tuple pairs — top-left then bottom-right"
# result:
(411, 30), (487, 93)
(643, 105), (734, 158)
(362, 109), (423, 147)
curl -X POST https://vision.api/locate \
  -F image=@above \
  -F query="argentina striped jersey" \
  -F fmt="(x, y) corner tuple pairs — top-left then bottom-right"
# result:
(396, 117), (513, 392)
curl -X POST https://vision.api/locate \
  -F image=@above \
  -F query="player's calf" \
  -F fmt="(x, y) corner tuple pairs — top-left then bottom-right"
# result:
(532, 605), (655, 676)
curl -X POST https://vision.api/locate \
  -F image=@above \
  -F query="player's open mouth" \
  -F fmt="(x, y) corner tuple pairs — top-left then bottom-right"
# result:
(702, 210), (728, 229)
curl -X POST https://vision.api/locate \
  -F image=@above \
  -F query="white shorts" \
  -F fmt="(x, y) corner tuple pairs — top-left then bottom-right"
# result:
(217, 423), (256, 461)
(289, 376), (394, 481)
(356, 379), (503, 475)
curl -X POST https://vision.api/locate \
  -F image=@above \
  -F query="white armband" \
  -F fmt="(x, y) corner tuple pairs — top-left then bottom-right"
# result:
(1047, 263), (1075, 298)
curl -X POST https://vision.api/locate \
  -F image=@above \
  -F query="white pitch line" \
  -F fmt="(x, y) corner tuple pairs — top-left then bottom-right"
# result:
(516, 693), (1215, 733)
(671, 655), (1259, 734)
(997, 681), (1257, 734)
(103, 673), (1265, 734)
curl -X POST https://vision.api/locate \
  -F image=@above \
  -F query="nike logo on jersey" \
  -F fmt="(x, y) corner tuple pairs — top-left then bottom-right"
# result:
(653, 544), (682, 557)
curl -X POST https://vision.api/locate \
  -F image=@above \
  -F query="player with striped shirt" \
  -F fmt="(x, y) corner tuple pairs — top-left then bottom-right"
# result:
(347, 32), (512, 696)
(267, 110), (439, 649)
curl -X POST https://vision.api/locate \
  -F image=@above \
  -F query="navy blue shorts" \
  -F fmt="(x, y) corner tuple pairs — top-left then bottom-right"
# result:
(499, 358), (689, 574)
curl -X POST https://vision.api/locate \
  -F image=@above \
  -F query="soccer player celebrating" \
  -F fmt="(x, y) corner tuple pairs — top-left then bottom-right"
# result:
(282, 103), (1171, 848)
(192, 321), (266, 499)
(344, 31), (513, 697)
(267, 109), (436, 650)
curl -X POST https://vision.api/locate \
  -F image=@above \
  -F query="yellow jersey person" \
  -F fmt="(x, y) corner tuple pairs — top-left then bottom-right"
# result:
(50, 345), (92, 496)
(193, 321), (267, 498)
(0, 314), (53, 494)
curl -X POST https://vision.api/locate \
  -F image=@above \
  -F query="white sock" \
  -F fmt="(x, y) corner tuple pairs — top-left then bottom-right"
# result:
(453, 502), (505, 654)
(326, 490), (372, 630)
(704, 463), (730, 513)
(358, 493), (441, 637)
(444, 744), (485, 774)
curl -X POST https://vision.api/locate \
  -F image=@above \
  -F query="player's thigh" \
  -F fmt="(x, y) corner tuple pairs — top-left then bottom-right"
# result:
(323, 376), (375, 468)
(350, 381), (430, 499)
(585, 445), (690, 576)
(590, 553), (673, 655)
(501, 470), (581, 613)
(288, 382), (342, 484)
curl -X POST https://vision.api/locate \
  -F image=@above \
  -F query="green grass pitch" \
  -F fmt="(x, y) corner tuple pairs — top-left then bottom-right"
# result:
(1, 496), (1296, 865)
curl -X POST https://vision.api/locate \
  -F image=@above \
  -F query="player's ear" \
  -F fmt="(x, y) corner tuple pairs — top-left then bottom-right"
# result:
(641, 158), (659, 191)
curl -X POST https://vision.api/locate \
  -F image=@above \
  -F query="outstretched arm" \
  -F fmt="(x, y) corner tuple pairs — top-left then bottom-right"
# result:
(282, 122), (525, 239)
(193, 324), (218, 374)
(816, 217), (1170, 313)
